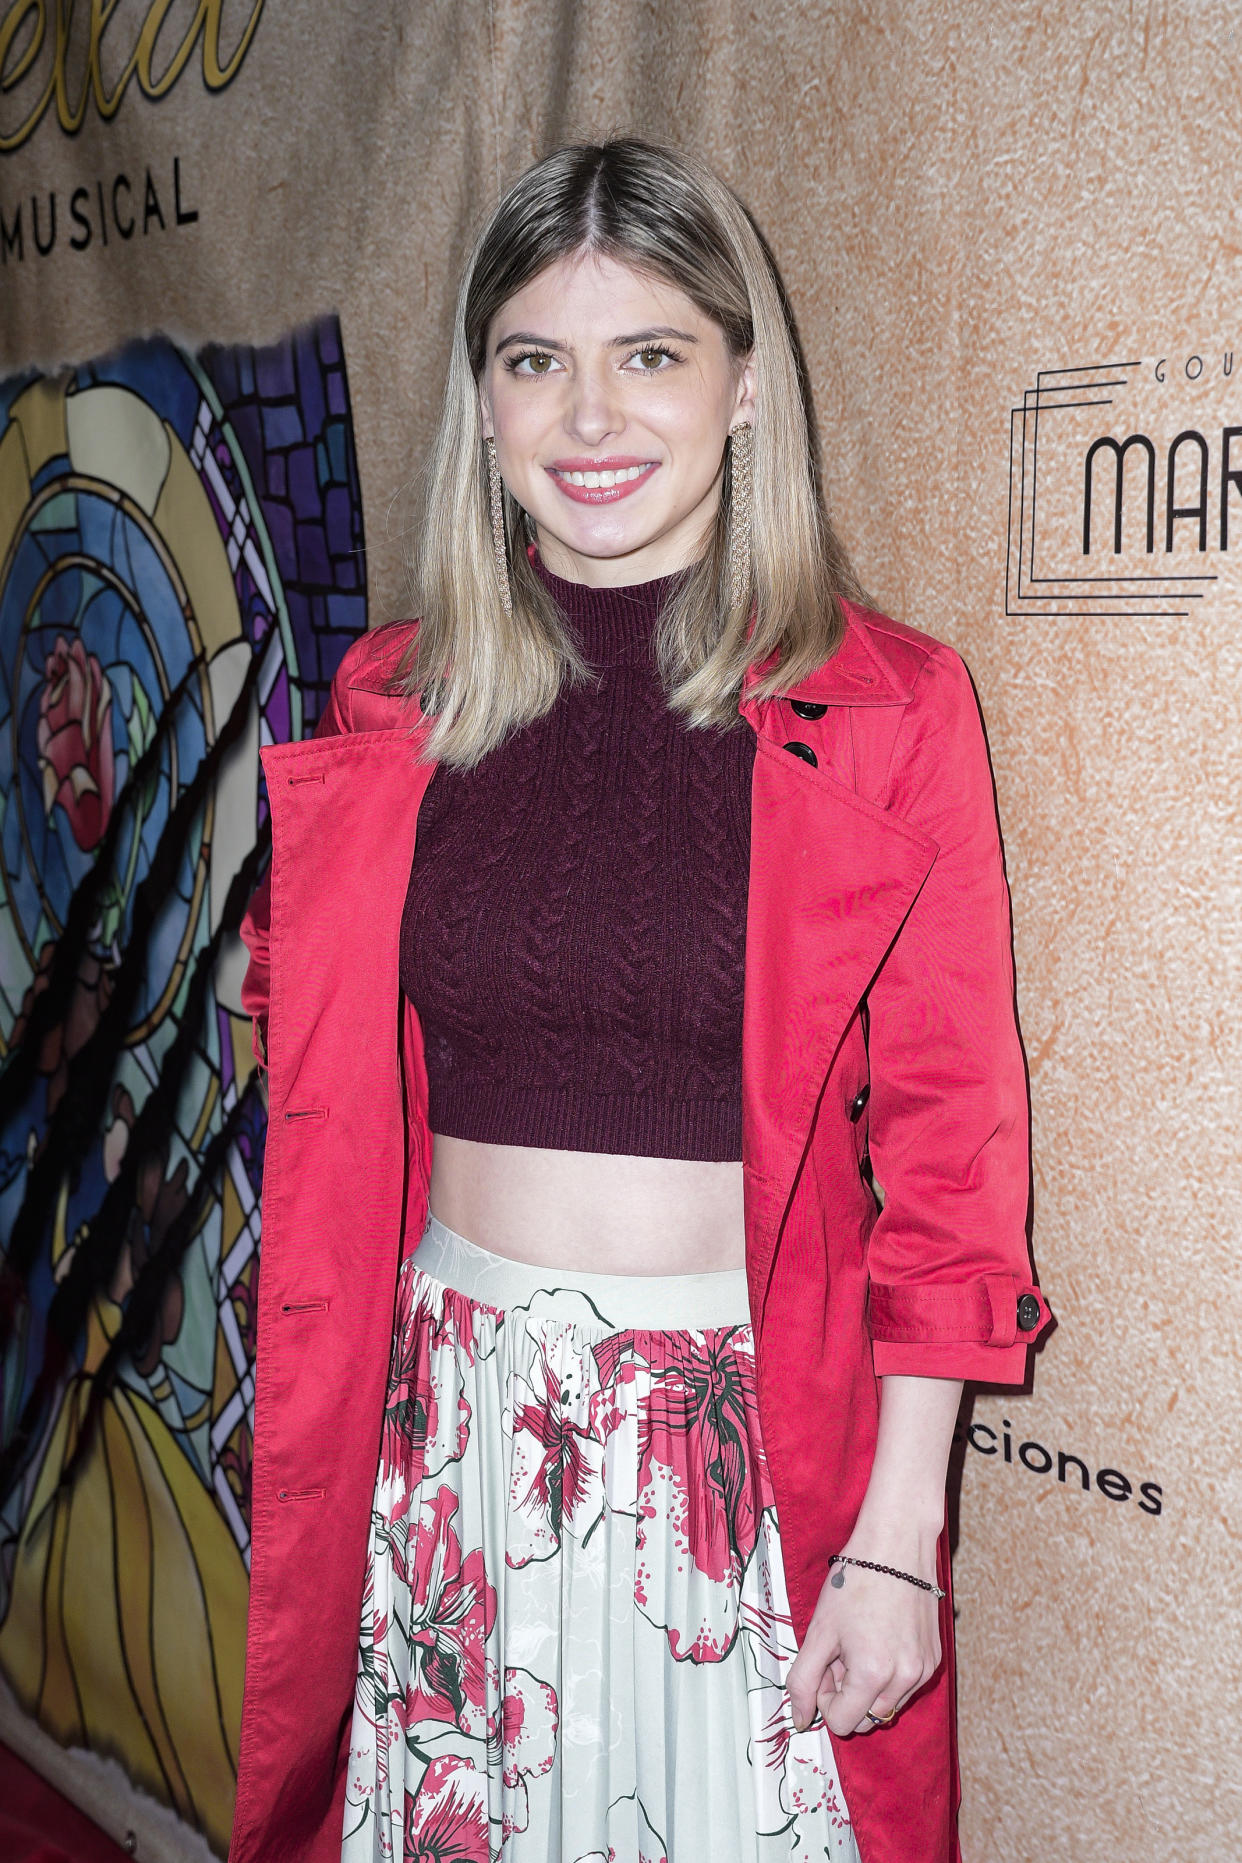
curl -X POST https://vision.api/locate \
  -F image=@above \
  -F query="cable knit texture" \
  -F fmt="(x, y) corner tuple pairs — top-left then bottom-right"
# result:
(400, 553), (755, 1159)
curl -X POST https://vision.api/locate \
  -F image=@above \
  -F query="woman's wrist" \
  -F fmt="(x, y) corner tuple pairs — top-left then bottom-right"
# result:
(848, 1480), (946, 1544)
(841, 1373), (962, 1573)
(842, 1507), (943, 1577)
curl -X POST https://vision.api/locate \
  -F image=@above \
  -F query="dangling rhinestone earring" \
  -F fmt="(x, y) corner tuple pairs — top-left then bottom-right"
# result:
(728, 421), (753, 612)
(485, 435), (513, 616)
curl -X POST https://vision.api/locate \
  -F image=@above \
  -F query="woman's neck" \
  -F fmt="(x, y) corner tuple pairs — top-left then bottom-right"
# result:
(530, 549), (682, 667)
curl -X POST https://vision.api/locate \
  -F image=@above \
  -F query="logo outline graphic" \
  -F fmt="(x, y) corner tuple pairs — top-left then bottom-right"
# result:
(1006, 359), (1219, 618)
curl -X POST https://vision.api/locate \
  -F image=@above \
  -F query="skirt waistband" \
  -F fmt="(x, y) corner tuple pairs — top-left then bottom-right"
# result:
(412, 1212), (751, 1331)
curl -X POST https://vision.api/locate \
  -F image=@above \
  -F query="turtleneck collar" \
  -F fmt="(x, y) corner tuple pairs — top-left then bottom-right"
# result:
(530, 548), (686, 668)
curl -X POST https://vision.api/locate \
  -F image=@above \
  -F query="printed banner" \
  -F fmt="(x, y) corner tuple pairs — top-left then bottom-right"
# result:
(0, 317), (366, 1855)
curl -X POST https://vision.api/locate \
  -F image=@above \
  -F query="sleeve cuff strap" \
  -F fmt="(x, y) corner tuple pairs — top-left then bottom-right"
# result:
(871, 1338), (1033, 1384)
(868, 1274), (1052, 1349)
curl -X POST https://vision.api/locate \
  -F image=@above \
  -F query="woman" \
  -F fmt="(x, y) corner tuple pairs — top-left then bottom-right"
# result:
(227, 140), (1049, 1863)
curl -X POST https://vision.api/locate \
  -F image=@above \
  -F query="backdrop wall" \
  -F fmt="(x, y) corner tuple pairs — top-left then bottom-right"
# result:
(1, 3), (1237, 1858)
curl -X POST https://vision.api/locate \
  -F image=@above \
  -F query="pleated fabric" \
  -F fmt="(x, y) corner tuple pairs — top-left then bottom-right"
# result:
(341, 1215), (859, 1863)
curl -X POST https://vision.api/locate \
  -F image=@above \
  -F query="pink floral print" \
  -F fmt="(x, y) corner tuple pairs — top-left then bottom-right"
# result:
(638, 1327), (775, 1572)
(381, 1274), (484, 1486)
(398, 1484), (496, 1740)
(504, 1332), (605, 1565)
(499, 1667), (559, 1839)
(342, 1248), (858, 1862)
(635, 1327), (774, 1660)
(402, 1756), (489, 1861)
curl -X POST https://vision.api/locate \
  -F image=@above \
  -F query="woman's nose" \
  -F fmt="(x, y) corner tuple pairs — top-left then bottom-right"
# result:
(564, 366), (622, 446)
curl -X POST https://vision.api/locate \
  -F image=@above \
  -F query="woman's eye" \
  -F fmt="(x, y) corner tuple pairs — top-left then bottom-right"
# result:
(629, 346), (674, 371)
(509, 351), (557, 375)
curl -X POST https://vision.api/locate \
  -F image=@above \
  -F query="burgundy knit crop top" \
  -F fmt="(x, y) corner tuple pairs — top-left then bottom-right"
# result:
(399, 554), (756, 1161)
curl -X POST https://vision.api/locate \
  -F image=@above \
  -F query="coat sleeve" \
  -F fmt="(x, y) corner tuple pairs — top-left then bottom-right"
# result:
(237, 647), (362, 1070)
(863, 642), (1052, 1382)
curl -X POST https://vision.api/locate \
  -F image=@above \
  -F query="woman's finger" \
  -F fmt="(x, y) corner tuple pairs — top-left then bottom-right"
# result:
(814, 1680), (840, 1731)
(855, 1695), (901, 1735)
(786, 1615), (842, 1730)
(821, 1655), (893, 1737)
(851, 1652), (934, 1735)
(807, 1660), (846, 1731)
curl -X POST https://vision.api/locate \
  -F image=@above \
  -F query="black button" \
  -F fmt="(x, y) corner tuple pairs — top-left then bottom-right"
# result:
(791, 699), (827, 720)
(784, 740), (818, 767)
(848, 1084), (870, 1122)
(1016, 1293), (1042, 1332)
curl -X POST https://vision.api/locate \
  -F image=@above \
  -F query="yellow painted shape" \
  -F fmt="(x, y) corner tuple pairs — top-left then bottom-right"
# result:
(187, 1071), (220, 1154)
(0, 1298), (249, 1854)
(229, 1010), (259, 1094)
(8, 375), (68, 483)
(0, 417), (33, 583)
(221, 1167), (243, 1253)
(65, 383), (170, 517)
(211, 1310), (240, 1421)
(153, 428), (243, 659)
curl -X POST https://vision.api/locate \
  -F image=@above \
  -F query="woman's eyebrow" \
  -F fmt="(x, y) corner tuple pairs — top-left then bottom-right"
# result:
(610, 326), (699, 347)
(493, 330), (566, 353)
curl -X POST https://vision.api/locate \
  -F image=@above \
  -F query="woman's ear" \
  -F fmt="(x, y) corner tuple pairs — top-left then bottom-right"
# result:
(478, 379), (494, 441)
(734, 352), (757, 426)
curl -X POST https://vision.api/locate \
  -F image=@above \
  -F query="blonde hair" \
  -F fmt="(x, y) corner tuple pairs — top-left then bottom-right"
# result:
(400, 138), (864, 765)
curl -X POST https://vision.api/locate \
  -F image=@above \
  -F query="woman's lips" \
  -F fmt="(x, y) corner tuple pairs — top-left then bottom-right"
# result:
(545, 461), (659, 504)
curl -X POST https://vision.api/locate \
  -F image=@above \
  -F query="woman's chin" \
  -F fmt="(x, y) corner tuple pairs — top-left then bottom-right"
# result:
(535, 510), (705, 582)
(535, 524), (661, 576)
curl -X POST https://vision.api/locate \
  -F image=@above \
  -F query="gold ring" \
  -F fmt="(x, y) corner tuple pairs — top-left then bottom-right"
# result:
(864, 1705), (898, 1728)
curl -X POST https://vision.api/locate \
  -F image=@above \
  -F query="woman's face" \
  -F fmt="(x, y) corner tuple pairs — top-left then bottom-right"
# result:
(478, 250), (755, 586)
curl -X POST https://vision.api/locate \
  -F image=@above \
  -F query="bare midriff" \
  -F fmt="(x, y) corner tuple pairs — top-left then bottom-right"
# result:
(428, 1134), (745, 1275)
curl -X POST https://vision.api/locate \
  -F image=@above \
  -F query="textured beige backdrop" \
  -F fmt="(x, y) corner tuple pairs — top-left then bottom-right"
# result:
(3, 2), (1239, 1858)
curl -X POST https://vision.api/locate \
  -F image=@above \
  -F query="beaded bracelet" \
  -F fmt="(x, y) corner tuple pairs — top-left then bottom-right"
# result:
(827, 1554), (946, 1599)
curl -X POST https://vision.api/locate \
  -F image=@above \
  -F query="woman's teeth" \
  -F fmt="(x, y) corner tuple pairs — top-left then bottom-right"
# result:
(559, 464), (649, 488)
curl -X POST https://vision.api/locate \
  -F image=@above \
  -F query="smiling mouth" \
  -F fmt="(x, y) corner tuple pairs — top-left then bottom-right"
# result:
(546, 461), (659, 503)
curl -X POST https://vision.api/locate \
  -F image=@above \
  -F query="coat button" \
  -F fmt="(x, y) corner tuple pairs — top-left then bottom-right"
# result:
(848, 1084), (870, 1121)
(784, 740), (818, 767)
(1016, 1292), (1042, 1332)
(791, 699), (827, 720)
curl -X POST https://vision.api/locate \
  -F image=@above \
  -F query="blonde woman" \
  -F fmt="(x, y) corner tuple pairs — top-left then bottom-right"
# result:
(227, 140), (1049, 1863)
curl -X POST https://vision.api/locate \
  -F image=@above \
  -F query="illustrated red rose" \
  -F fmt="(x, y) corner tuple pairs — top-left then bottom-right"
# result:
(37, 634), (115, 852)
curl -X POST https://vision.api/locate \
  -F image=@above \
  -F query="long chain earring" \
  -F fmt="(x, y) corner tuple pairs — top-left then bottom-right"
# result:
(728, 421), (753, 612)
(485, 435), (514, 616)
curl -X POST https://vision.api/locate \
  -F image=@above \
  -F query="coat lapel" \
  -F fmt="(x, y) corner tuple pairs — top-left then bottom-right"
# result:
(740, 677), (938, 1323)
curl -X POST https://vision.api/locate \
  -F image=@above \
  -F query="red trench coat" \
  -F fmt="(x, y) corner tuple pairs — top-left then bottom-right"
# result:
(227, 598), (1051, 1863)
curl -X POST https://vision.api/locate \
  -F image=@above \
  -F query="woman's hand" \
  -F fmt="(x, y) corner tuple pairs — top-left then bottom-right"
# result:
(784, 1372), (962, 1735)
(785, 1547), (942, 1735)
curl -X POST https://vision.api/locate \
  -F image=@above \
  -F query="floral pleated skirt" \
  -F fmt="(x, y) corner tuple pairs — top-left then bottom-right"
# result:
(341, 1214), (859, 1863)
